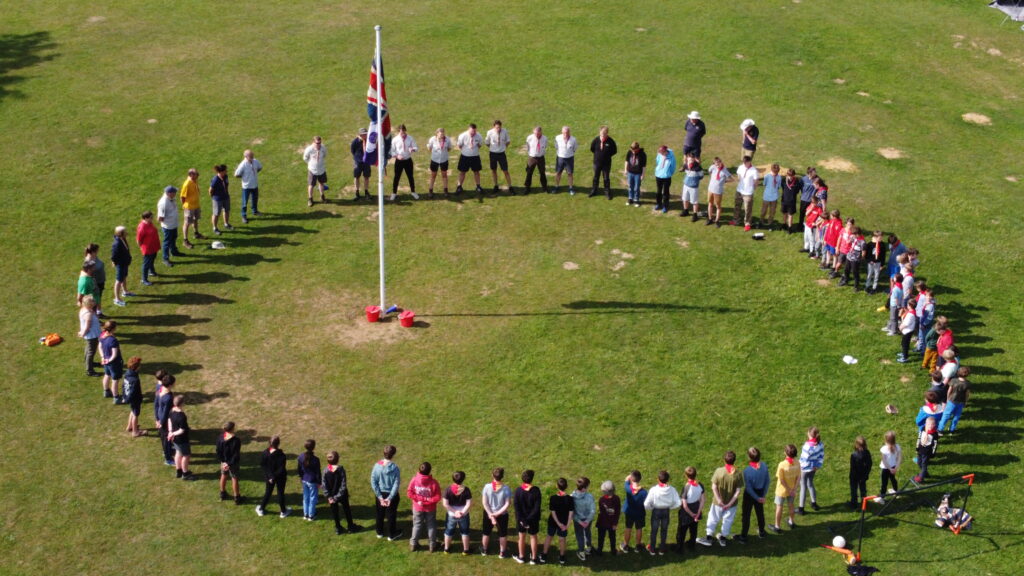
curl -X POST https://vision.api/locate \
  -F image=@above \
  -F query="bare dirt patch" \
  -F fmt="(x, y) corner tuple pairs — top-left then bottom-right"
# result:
(833, 78), (846, 85)
(794, 60), (803, 66)
(251, 138), (265, 145)
(900, 375), (912, 383)
(635, 27), (647, 33)
(988, 48), (1003, 57)
(85, 136), (103, 148)
(962, 113), (991, 125)
(816, 278), (831, 287)
(818, 157), (858, 173)
(735, 54), (745, 60)
(611, 261), (627, 272)
(366, 211), (379, 221)
(1006, 176), (1018, 183)
(147, 118), (158, 124)
(563, 261), (579, 271)
(87, 16), (106, 23)
(880, 359), (893, 365)
(594, 239), (604, 245)
(856, 91), (870, 97)
(675, 238), (690, 249)
(877, 147), (905, 160)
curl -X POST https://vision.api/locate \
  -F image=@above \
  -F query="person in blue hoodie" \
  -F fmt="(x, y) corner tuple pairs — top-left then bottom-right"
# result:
(653, 145), (676, 213)
(371, 444), (402, 540)
(571, 477), (596, 561)
(736, 447), (770, 543)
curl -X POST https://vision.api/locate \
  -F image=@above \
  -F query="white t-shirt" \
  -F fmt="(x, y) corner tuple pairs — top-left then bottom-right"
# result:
(457, 131), (483, 157)
(707, 165), (731, 194)
(391, 134), (417, 160)
(555, 134), (578, 159)
(526, 134), (548, 158)
(879, 444), (902, 470)
(303, 144), (327, 175)
(941, 360), (959, 382)
(427, 136), (452, 163)
(157, 195), (179, 230)
(736, 164), (759, 196)
(485, 127), (510, 153)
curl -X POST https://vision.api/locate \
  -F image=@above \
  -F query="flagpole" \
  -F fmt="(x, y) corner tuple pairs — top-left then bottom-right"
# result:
(375, 25), (386, 313)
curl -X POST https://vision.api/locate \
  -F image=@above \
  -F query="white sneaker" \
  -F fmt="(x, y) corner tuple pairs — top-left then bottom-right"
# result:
(389, 194), (397, 202)
(280, 508), (291, 518)
(411, 192), (420, 200)
(695, 537), (712, 547)
(873, 497), (884, 504)
(113, 299), (126, 307)
(255, 506), (265, 517)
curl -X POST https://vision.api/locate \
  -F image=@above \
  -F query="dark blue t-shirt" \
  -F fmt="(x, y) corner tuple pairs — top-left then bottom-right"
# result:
(684, 120), (707, 148)
(743, 125), (759, 151)
(99, 334), (122, 368)
(210, 175), (229, 200)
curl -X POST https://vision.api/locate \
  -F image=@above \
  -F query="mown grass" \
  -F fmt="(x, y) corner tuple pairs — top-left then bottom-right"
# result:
(1, 1), (1022, 575)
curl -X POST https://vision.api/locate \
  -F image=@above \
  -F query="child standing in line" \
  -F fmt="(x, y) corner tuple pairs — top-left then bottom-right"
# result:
(542, 477), (574, 565)
(442, 471), (473, 555)
(759, 163), (781, 229)
(77, 295), (102, 378)
(921, 317), (947, 371)
(644, 470), (682, 555)
(781, 168), (801, 233)
(513, 470), (542, 565)
(122, 356), (143, 436)
(697, 451), (744, 547)
(768, 444), (800, 533)
(864, 230), (887, 294)
(99, 321), (124, 404)
(802, 201), (823, 255)
(595, 480), (620, 556)
(830, 218), (855, 279)
(821, 210), (844, 271)
(914, 283), (935, 354)
(916, 390), (945, 431)
(884, 273), (905, 335)
(680, 154), (703, 220)
(370, 445), (402, 540)
(167, 395), (195, 481)
(939, 367), (971, 435)
(407, 461), (441, 551)
(216, 421), (243, 504)
(897, 301), (918, 363)
(571, 477), (596, 560)
(813, 175), (829, 212)
(849, 436), (872, 509)
(798, 427), (824, 515)
(840, 225), (866, 290)
(323, 451), (361, 535)
(297, 439), (322, 521)
(480, 467), (512, 558)
(737, 447), (769, 543)
(876, 431), (902, 503)
(676, 466), (705, 552)
(620, 470), (647, 553)
(256, 436), (289, 518)
(914, 417), (939, 483)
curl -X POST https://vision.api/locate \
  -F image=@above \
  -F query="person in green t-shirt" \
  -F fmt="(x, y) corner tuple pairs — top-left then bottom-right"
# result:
(77, 262), (96, 307)
(697, 451), (744, 547)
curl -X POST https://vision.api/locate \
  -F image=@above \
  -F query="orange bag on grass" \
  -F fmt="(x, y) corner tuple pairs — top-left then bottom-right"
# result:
(43, 333), (63, 346)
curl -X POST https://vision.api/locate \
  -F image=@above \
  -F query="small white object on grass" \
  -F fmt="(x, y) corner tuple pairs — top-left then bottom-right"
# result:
(843, 355), (858, 364)
(211, 241), (225, 250)
(832, 535), (846, 549)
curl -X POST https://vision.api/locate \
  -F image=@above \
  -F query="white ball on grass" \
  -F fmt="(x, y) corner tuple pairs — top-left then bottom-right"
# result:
(832, 535), (847, 549)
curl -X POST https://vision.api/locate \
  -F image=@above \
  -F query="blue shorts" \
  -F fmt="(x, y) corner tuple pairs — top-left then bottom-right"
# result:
(115, 264), (129, 283)
(555, 156), (574, 175)
(445, 514), (470, 536)
(104, 363), (124, 380)
(826, 245), (836, 255)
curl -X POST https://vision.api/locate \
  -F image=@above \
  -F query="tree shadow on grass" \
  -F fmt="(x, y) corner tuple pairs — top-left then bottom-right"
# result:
(0, 31), (59, 101)
(421, 300), (742, 318)
(119, 331), (211, 347)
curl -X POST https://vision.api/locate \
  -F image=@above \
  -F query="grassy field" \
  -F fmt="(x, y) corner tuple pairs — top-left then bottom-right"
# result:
(1, 1), (1022, 575)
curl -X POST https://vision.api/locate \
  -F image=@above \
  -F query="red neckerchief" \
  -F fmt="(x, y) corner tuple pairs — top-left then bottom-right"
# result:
(223, 432), (232, 441)
(492, 481), (502, 492)
(715, 166), (723, 181)
(556, 491), (566, 496)
(925, 402), (937, 412)
(926, 428), (938, 436)
(657, 482), (666, 488)
(600, 136), (606, 149)
(773, 174), (779, 187)
(874, 242), (881, 259)
(328, 464), (337, 472)
(749, 462), (761, 470)
(808, 438), (819, 445)
(630, 483), (641, 495)
(377, 459), (388, 466)
(602, 494), (613, 500)
(687, 480), (699, 487)
(521, 483), (532, 491)
(786, 457), (794, 464)
(450, 484), (463, 495)
(724, 464), (735, 474)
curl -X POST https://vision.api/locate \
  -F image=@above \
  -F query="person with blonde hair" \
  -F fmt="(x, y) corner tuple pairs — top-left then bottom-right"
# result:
(77, 294), (101, 377)
(110, 225), (133, 307)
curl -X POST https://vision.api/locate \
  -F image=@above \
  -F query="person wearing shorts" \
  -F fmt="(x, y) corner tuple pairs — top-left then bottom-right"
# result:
(760, 163), (781, 230)
(486, 120), (513, 194)
(705, 157), (731, 227)
(122, 356), (143, 436)
(553, 126), (578, 194)
(456, 124), (484, 195)
(442, 471), (473, 554)
(514, 470), (542, 564)
(167, 394), (196, 481)
(740, 118), (759, 162)
(621, 470), (647, 552)
(543, 478), (574, 565)
(180, 168), (203, 248)
(303, 135), (327, 206)
(481, 467), (512, 557)
(680, 154), (703, 219)
(427, 128), (452, 197)
(351, 128), (372, 200)
(524, 127), (549, 194)
(110, 225), (133, 307)
(209, 164), (232, 234)
(780, 168), (800, 233)
(768, 444), (800, 532)
(216, 421), (243, 503)
(99, 320), (123, 403)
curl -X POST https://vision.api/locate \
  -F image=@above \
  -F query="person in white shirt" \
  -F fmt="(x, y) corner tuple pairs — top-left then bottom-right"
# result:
(455, 123), (484, 196)
(302, 136), (327, 207)
(705, 157), (732, 227)
(485, 120), (513, 194)
(233, 149), (263, 223)
(156, 186), (181, 266)
(426, 128), (452, 197)
(524, 126), (549, 194)
(733, 156), (759, 230)
(390, 124), (418, 201)
(554, 126), (578, 194)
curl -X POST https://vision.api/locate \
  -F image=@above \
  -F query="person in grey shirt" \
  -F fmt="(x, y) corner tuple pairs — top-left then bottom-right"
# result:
(234, 149), (263, 223)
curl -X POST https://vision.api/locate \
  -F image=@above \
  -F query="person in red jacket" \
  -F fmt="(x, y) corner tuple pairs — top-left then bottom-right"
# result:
(135, 211), (160, 286)
(821, 210), (844, 270)
(407, 461), (442, 552)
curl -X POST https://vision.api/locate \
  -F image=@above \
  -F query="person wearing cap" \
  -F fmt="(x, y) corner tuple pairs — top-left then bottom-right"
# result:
(234, 149), (263, 223)
(180, 168), (202, 249)
(156, 186), (182, 267)
(351, 129), (372, 201)
(740, 119), (759, 161)
(553, 126), (578, 195)
(390, 124), (418, 201)
(110, 225), (133, 307)
(485, 120), (513, 195)
(303, 136), (327, 207)
(683, 111), (706, 160)
(456, 123), (485, 197)
(589, 126), (617, 199)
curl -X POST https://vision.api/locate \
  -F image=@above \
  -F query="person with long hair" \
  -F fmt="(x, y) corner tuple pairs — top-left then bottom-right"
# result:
(257, 436), (290, 518)
(122, 356), (144, 437)
(77, 295), (101, 378)
(110, 226), (133, 306)
(297, 439), (322, 521)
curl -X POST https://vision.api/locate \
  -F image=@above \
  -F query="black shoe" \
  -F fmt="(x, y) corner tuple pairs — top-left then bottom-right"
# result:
(734, 535), (748, 544)
(692, 213), (700, 222)
(335, 527), (343, 535)
(388, 530), (404, 541)
(706, 219), (714, 226)
(455, 186), (463, 195)
(588, 189), (598, 198)
(176, 469), (184, 479)
(220, 491), (230, 501)
(347, 524), (363, 532)
(606, 189), (612, 199)
(797, 507), (806, 515)
(234, 496), (246, 505)
(811, 502), (821, 511)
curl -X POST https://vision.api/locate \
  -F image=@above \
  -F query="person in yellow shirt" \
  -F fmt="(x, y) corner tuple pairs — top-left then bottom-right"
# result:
(180, 168), (203, 248)
(768, 444), (801, 533)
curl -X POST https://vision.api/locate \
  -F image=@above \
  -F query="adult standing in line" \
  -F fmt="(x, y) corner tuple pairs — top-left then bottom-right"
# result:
(653, 145), (676, 214)
(234, 149), (263, 223)
(303, 135), (327, 206)
(456, 123), (485, 197)
(180, 169), (202, 249)
(485, 120), (513, 195)
(156, 186), (181, 267)
(524, 126), (549, 195)
(135, 211), (159, 286)
(154, 374), (176, 466)
(76, 262), (96, 310)
(351, 129), (372, 201)
(77, 295), (101, 378)
(553, 125), (578, 195)
(167, 395), (196, 481)
(257, 436), (291, 518)
(589, 125), (618, 199)
(390, 124), (418, 201)
(110, 226), (133, 307)
(798, 167), (817, 228)
(733, 156), (759, 231)
(99, 320), (123, 404)
(426, 128), (452, 197)
(371, 444), (403, 540)
(209, 164), (233, 234)
(83, 244), (106, 316)
(623, 141), (647, 206)
(740, 119), (759, 162)
(683, 111), (706, 160)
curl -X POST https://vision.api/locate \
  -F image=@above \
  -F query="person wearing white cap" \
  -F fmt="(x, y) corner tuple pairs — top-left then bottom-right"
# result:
(740, 119), (759, 161)
(683, 111), (706, 160)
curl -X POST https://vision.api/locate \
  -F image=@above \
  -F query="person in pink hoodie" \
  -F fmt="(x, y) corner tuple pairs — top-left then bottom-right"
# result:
(407, 461), (442, 552)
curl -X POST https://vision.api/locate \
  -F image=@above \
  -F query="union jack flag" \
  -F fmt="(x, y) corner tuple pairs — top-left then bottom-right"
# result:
(364, 57), (390, 165)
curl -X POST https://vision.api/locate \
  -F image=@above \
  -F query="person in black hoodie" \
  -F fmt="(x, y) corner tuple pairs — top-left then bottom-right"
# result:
(623, 142), (647, 206)
(110, 226), (133, 306)
(323, 451), (361, 535)
(216, 421), (243, 504)
(589, 126), (618, 199)
(849, 436), (873, 509)
(864, 230), (888, 294)
(257, 436), (290, 518)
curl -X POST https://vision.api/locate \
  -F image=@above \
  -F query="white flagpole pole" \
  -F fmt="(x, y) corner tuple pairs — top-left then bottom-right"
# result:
(375, 25), (386, 313)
